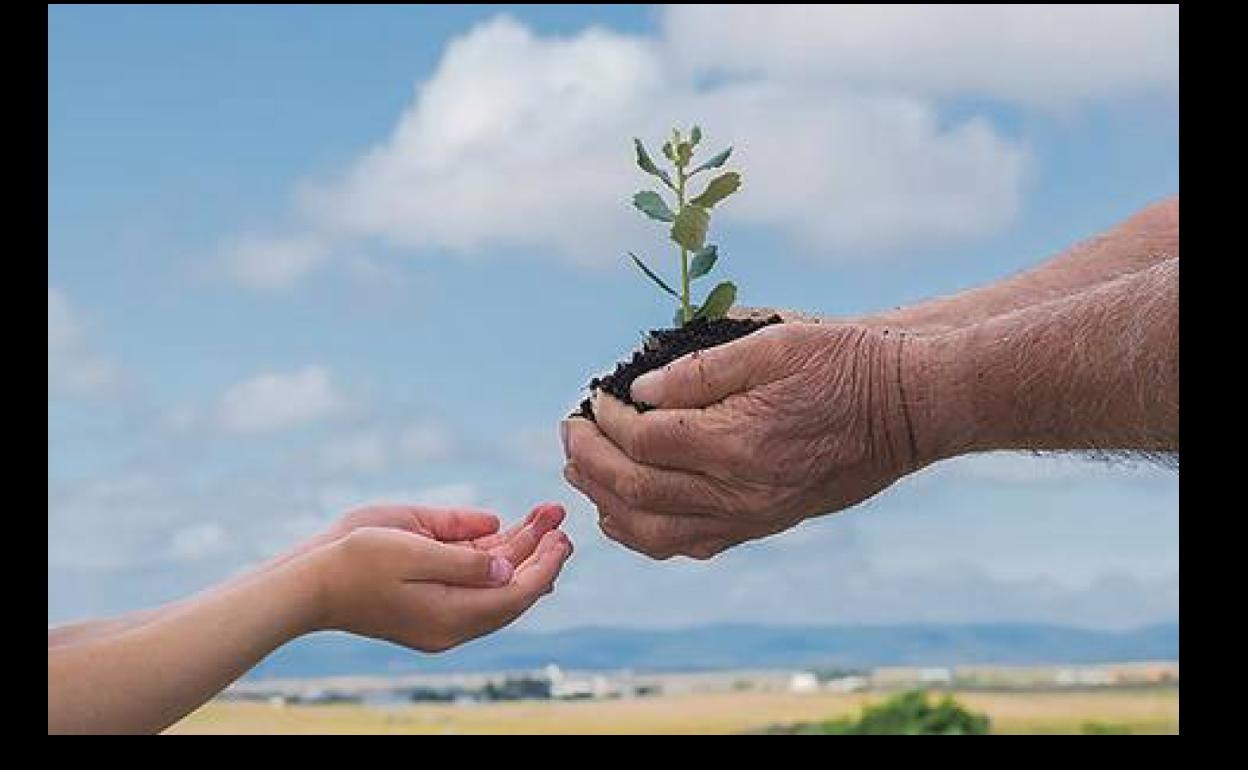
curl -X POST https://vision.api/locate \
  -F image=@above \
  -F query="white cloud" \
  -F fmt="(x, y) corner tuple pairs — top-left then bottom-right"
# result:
(226, 12), (1053, 286)
(168, 522), (228, 561)
(502, 425), (563, 471)
(314, 422), (455, 474)
(317, 481), (480, 513)
(48, 474), (181, 570)
(160, 403), (201, 433)
(398, 424), (455, 463)
(218, 365), (343, 434)
(664, 5), (1179, 106)
(681, 85), (1027, 254)
(48, 287), (120, 396)
(309, 15), (1026, 259)
(915, 450), (1177, 486)
(318, 430), (390, 473)
(297, 17), (663, 263)
(220, 233), (330, 292)
(410, 482), (480, 508)
(537, 508), (1178, 631)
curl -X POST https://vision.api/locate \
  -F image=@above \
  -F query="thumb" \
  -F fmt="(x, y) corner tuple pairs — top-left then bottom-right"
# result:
(629, 324), (784, 408)
(407, 538), (513, 587)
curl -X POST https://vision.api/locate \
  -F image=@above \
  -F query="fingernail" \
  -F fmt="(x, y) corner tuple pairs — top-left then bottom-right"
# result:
(545, 532), (567, 555)
(560, 421), (571, 460)
(538, 503), (566, 528)
(489, 557), (513, 585)
(631, 369), (665, 405)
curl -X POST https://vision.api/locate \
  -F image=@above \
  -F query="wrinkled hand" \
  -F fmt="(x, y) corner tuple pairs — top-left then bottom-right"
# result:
(304, 504), (573, 652)
(562, 323), (923, 560)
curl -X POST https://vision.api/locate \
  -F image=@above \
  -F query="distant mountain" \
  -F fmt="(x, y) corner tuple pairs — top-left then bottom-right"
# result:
(245, 622), (1179, 679)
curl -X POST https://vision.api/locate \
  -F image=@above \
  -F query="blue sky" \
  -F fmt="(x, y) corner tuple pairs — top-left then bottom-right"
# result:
(49, 5), (1178, 630)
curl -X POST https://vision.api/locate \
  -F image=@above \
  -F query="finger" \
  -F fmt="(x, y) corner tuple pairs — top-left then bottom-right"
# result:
(589, 390), (730, 473)
(629, 323), (788, 408)
(452, 530), (574, 631)
(564, 463), (735, 560)
(468, 502), (561, 552)
(411, 507), (502, 542)
(607, 508), (738, 560)
(403, 536), (513, 587)
(468, 508), (536, 551)
(485, 503), (566, 566)
(563, 417), (725, 515)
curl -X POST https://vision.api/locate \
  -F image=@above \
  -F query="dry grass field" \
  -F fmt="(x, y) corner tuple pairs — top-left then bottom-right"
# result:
(165, 686), (1179, 735)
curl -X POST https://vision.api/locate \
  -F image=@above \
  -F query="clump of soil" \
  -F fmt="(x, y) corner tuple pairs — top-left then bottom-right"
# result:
(575, 314), (783, 420)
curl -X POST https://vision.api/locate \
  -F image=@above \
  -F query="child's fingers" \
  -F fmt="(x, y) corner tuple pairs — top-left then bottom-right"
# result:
(457, 530), (573, 629)
(413, 507), (502, 542)
(468, 502), (561, 551)
(487, 504), (566, 566)
(404, 537), (513, 587)
(509, 530), (574, 610)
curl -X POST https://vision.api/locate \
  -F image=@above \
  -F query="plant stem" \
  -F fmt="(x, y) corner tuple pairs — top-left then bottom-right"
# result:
(677, 164), (690, 323)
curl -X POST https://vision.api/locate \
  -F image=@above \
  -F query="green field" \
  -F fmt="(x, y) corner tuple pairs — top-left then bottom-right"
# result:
(165, 686), (1179, 735)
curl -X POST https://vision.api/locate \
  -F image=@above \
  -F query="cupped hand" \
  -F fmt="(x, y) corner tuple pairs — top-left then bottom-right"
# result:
(301, 502), (567, 568)
(561, 322), (923, 560)
(302, 503), (573, 652)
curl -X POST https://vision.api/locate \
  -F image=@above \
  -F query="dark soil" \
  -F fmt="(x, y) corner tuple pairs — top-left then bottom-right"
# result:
(575, 314), (783, 420)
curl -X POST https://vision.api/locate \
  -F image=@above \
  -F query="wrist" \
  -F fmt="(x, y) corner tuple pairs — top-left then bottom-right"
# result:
(901, 327), (981, 464)
(270, 547), (334, 637)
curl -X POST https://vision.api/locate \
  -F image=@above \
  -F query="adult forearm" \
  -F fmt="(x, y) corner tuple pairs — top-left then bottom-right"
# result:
(47, 556), (321, 734)
(910, 257), (1178, 462)
(863, 197), (1178, 334)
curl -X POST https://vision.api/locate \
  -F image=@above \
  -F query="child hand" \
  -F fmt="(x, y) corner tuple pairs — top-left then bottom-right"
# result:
(302, 502), (566, 569)
(302, 505), (573, 653)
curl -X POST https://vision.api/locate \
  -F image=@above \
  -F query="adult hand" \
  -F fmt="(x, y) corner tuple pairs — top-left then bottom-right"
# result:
(561, 323), (925, 560)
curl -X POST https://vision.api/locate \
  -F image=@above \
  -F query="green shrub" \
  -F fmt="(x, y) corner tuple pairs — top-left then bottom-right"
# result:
(1081, 721), (1132, 735)
(796, 690), (991, 735)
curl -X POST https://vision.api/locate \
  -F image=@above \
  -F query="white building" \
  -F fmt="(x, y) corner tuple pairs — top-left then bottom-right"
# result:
(919, 667), (953, 685)
(825, 675), (869, 693)
(788, 672), (820, 694)
(1056, 667), (1113, 687)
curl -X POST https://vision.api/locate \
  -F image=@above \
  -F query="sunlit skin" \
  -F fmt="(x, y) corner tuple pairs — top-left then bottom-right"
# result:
(48, 503), (573, 734)
(563, 197), (1178, 560)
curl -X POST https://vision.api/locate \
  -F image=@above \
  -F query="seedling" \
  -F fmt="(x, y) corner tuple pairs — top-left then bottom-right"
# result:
(629, 126), (741, 326)
(572, 126), (771, 421)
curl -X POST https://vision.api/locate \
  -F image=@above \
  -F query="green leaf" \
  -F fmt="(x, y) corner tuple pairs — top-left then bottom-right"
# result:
(670, 204), (710, 252)
(695, 281), (737, 320)
(690, 245), (718, 279)
(690, 125), (702, 146)
(674, 305), (696, 327)
(633, 138), (674, 189)
(632, 190), (676, 222)
(633, 138), (660, 175)
(689, 172), (741, 209)
(662, 141), (675, 162)
(691, 146), (733, 175)
(628, 252), (678, 298)
(676, 141), (693, 167)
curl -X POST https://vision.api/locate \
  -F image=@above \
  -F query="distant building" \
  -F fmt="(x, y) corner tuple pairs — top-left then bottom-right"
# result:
(544, 664), (621, 699)
(871, 666), (953, 689)
(919, 667), (953, 685)
(824, 675), (868, 693)
(788, 672), (820, 694)
(1055, 667), (1113, 687)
